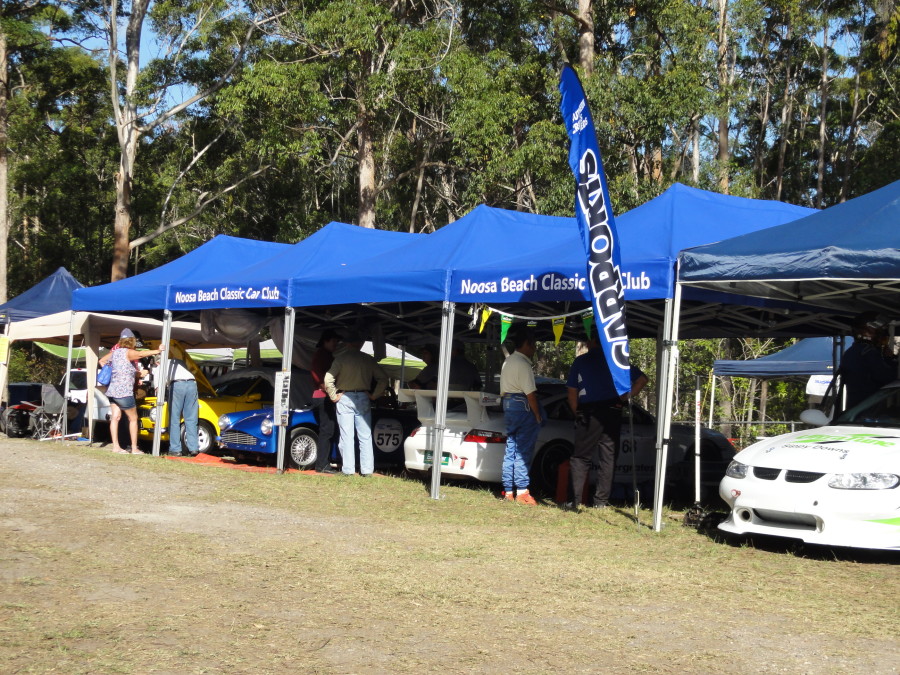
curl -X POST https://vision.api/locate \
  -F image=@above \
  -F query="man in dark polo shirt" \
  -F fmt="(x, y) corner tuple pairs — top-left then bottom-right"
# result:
(566, 329), (648, 509)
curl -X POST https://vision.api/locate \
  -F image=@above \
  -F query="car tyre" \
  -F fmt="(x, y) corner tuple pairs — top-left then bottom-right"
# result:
(182, 419), (215, 455)
(287, 426), (318, 469)
(530, 441), (572, 497)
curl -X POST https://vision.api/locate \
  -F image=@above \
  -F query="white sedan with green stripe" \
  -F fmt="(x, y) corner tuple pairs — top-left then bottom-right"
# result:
(719, 381), (900, 551)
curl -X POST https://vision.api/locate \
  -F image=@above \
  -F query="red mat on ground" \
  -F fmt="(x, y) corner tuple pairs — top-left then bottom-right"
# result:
(166, 452), (311, 474)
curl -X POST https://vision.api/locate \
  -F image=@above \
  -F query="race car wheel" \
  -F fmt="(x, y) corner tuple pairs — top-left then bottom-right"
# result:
(182, 420), (215, 455)
(287, 427), (318, 469)
(531, 441), (573, 497)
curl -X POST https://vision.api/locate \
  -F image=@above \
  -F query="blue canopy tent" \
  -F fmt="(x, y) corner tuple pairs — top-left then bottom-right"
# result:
(167, 222), (422, 310)
(710, 337), (851, 433)
(72, 235), (294, 312)
(713, 337), (851, 378)
(0, 267), (83, 321)
(281, 184), (815, 310)
(0, 267), (84, 410)
(163, 223), (423, 467)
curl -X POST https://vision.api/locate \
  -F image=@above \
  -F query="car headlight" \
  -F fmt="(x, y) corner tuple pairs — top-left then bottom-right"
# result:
(828, 473), (900, 490)
(260, 418), (273, 436)
(725, 460), (749, 479)
(218, 414), (232, 430)
(149, 407), (158, 423)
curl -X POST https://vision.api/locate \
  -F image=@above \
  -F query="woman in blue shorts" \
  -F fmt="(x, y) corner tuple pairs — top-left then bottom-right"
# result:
(99, 329), (165, 454)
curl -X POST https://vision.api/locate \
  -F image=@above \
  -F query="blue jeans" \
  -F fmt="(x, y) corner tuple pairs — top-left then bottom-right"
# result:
(502, 396), (540, 491)
(169, 380), (199, 455)
(337, 392), (373, 475)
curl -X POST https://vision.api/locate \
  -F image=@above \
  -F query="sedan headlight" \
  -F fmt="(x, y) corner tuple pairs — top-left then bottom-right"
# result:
(828, 473), (900, 490)
(260, 418), (274, 436)
(218, 414), (232, 430)
(725, 460), (749, 479)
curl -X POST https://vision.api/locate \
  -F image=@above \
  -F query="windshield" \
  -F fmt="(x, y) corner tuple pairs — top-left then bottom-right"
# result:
(68, 371), (88, 390)
(835, 385), (900, 427)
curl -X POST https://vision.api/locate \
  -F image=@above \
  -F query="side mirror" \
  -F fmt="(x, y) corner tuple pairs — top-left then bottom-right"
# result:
(800, 408), (831, 427)
(247, 393), (262, 402)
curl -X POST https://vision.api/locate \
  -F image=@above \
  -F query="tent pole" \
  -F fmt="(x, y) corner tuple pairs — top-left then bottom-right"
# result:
(61, 311), (76, 439)
(0, 318), (9, 408)
(653, 283), (682, 532)
(85, 316), (99, 444)
(152, 311), (173, 457)
(694, 374), (701, 504)
(276, 307), (296, 473)
(708, 373), (716, 427)
(430, 299), (455, 500)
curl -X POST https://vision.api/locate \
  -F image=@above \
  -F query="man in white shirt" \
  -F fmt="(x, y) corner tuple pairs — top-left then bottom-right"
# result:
(499, 325), (543, 505)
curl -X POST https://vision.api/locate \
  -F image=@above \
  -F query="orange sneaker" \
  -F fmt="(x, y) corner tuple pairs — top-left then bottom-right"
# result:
(516, 491), (537, 506)
(502, 491), (515, 501)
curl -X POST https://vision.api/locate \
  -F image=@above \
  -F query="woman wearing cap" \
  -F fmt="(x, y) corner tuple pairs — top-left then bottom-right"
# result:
(99, 329), (165, 454)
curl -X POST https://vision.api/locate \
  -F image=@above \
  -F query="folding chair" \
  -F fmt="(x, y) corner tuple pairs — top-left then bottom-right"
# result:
(31, 384), (67, 441)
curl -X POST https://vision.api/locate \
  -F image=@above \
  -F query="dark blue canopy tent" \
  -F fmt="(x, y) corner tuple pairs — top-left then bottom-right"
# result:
(679, 179), (900, 315)
(0, 267), (83, 320)
(713, 337), (851, 377)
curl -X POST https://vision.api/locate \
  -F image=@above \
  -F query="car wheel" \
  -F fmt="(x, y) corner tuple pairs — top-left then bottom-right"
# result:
(182, 420), (215, 455)
(287, 426), (318, 469)
(530, 441), (572, 497)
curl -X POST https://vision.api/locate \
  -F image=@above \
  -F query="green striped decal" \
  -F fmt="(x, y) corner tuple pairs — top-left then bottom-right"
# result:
(869, 517), (900, 526)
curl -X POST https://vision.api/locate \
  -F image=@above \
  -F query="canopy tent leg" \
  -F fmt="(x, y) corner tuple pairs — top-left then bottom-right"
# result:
(430, 299), (456, 500)
(61, 311), (76, 439)
(276, 307), (296, 473)
(653, 285), (683, 532)
(152, 311), (174, 457)
(694, 374), (702, 504)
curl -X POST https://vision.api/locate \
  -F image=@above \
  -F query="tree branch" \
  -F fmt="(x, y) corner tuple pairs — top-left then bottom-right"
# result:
(129, 165), (270, 249)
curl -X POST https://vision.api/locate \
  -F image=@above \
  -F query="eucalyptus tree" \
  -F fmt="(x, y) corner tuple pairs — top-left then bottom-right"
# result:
(239, 0), (457, 232)
(7, 42), (118, 291)
(1, 1), (69, 301)
(73, 0), (270, 281)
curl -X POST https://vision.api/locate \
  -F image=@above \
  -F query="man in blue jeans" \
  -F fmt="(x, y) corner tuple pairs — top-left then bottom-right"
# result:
(166, 356), (199, 457)
(499, 325), (543, 505)
(323, 331), (388, 477)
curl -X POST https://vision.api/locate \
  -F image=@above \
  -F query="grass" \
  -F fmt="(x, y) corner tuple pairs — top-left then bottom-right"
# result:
(0, 438), (897, 674)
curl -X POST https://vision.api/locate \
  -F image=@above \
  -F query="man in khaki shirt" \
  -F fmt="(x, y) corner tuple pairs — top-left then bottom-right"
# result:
(324, 331), (388, 477)
(499, 325), (543, 505)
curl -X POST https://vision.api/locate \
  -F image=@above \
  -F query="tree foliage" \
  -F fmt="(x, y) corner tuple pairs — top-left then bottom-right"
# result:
(4, 0), (897, 422)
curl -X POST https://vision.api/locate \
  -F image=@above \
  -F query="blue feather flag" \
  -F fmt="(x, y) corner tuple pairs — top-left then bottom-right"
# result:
(559, 65), (631, 395)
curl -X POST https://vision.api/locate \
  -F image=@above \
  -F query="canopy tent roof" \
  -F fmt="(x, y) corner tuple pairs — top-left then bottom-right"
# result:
(281, 186), (833, 339)
(678, 180), (900, 315)
(287, 184), (815, 307)
(712, 337), (852, 377)
(167, 222), (423, 310)
(72, 236), (294, 312)
(0, 267), (83, 321)
(7, 311), (221, 349)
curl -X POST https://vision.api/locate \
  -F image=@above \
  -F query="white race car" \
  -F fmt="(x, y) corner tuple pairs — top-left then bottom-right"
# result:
(402, 384), (736, 500)
(719, 381), (900, 550)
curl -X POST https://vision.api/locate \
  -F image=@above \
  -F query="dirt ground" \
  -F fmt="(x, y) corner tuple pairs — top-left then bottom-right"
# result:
(1, 437), (897, 674)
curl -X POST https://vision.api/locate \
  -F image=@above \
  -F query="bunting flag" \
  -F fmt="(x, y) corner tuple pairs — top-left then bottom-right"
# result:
(552, 317), (565, 345)
(500, 314), (513, 343)
(559, 65), (631, 395)
(479, 306), (492, 333)
(581, 310), (594, 339)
